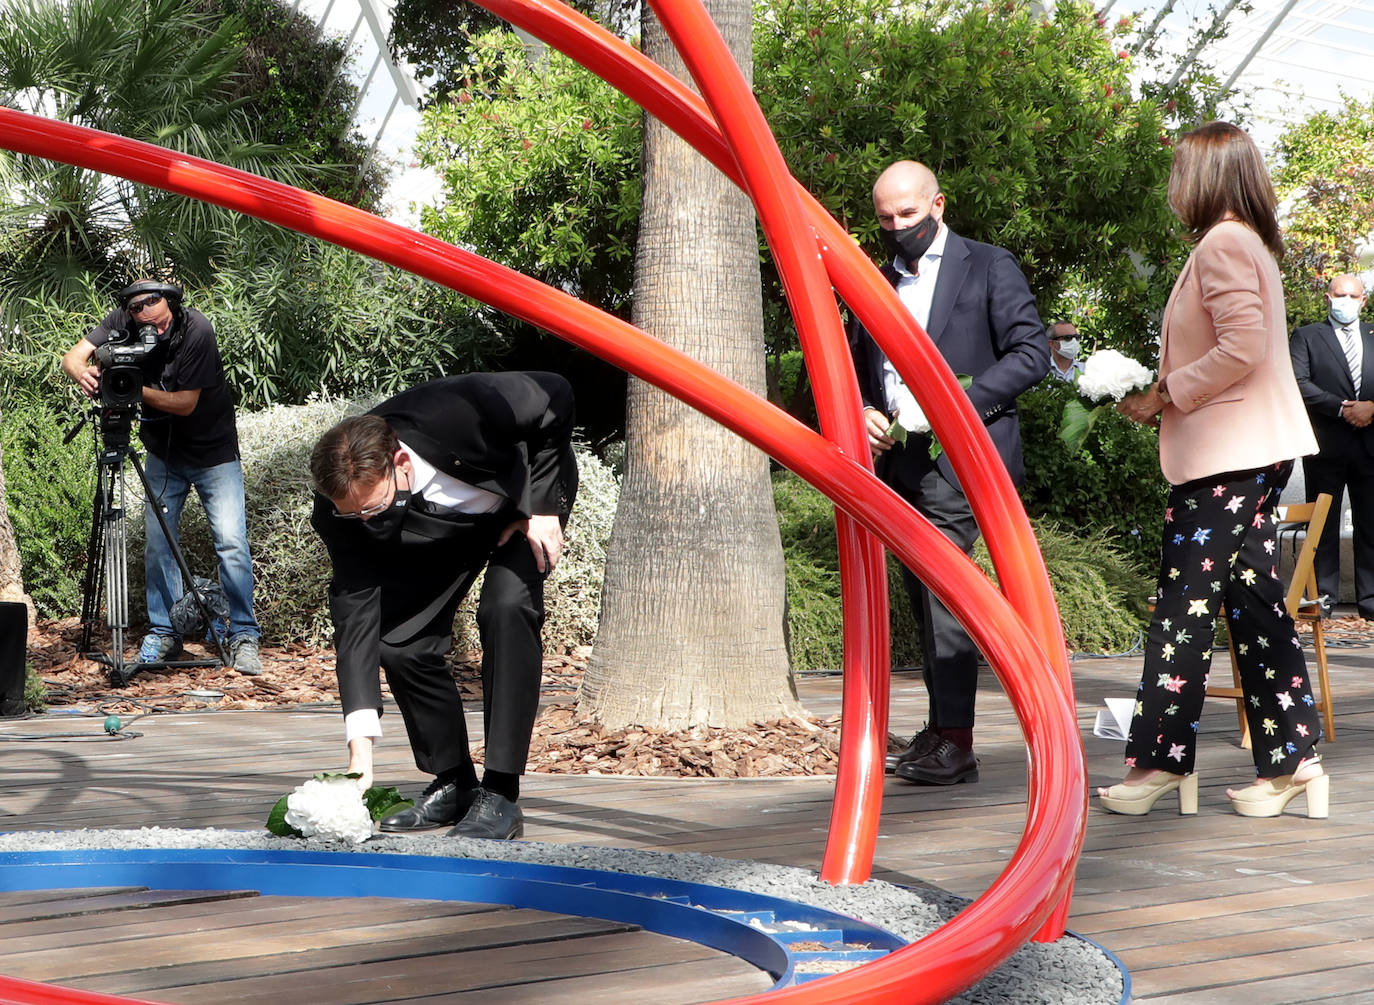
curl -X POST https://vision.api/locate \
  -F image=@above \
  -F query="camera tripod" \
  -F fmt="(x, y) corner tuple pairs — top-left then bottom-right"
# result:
(70, 406), (230, 685)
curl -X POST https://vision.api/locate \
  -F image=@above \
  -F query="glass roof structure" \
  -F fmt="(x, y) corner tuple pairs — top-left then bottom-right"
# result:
(1090, 0), (1374, 151)
(301, 0), (1374, 214)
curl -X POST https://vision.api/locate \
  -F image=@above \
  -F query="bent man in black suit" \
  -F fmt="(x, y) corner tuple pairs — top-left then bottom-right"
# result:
(1289, 273), (1374, 619)
(310, 372), (577, 840)
(849, 160), (1049, 785)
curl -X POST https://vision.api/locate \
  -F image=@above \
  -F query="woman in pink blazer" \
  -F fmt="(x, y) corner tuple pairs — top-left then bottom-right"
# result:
(1098, 122), (1329, 819)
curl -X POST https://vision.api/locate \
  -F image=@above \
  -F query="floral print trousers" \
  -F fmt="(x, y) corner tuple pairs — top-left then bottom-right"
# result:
(1125, 460), (1322, 778)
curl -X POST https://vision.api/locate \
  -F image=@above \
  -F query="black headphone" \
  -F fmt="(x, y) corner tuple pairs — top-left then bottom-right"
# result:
(116, 281), (184, 310)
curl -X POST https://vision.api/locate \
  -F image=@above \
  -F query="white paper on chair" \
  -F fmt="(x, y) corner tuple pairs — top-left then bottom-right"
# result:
(1093, 698), (1135, 741)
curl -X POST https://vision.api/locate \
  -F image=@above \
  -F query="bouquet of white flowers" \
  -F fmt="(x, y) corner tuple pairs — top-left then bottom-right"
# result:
(884, 374), (971, 461)
(1060, 348), (1155, 453)
(266, 773), (412, 844)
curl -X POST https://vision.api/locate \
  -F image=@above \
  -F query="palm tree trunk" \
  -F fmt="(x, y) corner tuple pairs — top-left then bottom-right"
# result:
(579, 0), (801, 730)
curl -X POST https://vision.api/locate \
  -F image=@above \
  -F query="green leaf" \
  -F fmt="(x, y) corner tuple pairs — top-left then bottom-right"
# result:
(1059, 398), (1105, 455)
(363, 785), (413, 822)
(885, 417), (908, 445)
(265, 794), (303, 838)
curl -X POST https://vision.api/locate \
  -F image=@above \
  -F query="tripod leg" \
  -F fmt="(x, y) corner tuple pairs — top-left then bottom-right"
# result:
(130, 450), (231, 668)
(79, 450), (108, 656)
(106, 461), (129, 679)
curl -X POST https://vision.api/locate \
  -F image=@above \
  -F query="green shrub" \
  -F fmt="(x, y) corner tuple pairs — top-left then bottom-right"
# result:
(1018, 380), (1167, 570)
(0, 399), (97, 617)
(110, 397), (616, 651)
(972, 524), (1153, 656)
(24, 662), (45, 712)
(774, 470), (1151, 671)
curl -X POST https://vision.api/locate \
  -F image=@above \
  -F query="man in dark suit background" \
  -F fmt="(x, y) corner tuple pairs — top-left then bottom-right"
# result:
(849, 160), (1049, 785)
(1289, 273), (1374, 619)
(310, 372), (577, 840)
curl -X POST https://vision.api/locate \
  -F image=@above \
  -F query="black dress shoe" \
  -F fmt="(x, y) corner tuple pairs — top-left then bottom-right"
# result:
(378, 780), (476, 832)
(894, 738), (979, 785)
(447, 787), (524, 840)
(885, 726), (940, 774)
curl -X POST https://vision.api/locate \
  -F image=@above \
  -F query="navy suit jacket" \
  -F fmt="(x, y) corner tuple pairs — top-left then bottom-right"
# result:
(1289, 319), (1374, 460)
(848, 229), (1049, 490)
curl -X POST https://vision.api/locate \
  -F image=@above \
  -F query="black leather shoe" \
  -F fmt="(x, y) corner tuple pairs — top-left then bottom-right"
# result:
(885, 726), (940, 774)
(447, 787), (524, 840)
(378, 780), (476, 832)
(894, 738), (979, 785)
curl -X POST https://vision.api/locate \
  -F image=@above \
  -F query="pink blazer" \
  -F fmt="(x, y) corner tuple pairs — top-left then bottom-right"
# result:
(1157, 220), (1317, 485)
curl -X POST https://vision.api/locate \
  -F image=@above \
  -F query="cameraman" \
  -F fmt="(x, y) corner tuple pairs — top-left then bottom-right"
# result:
(61, 280), (263, 675)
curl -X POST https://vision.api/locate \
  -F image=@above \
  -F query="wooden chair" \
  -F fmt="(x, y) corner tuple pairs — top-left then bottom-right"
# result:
(1209, 493), (1336, 748)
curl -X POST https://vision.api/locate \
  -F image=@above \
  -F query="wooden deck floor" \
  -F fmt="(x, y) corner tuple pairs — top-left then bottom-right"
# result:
(3, 629), (1373, 1004)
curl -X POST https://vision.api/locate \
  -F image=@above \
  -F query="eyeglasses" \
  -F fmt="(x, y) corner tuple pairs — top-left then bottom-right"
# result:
(127, 294), (164, 313)
(332, 467), (396, 519)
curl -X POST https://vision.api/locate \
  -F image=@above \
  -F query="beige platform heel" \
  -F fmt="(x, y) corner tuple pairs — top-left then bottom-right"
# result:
(1098, 771), (1198, 815)
(1229, 760), (1329, 819)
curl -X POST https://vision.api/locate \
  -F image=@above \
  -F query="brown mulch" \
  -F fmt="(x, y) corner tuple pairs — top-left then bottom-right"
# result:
(28, 613), (1373, 778)
(519, 704), (842, 777)
(24, 618), (851, 777)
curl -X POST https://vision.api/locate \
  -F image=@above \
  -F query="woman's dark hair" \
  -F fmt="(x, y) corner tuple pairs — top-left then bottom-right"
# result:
(310, 414), (398, 498)
(1167, 121), (1283, 259)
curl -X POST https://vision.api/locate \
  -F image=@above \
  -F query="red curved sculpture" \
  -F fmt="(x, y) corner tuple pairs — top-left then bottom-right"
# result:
(0, 0), (1088, 996)
(466, 0), (1078, 926)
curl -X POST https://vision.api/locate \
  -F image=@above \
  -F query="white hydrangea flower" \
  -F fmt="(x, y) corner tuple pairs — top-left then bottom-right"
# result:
(1076, 349), (1154, 404)
(897, 400), (931, 435)
(283, 776), (373, 844)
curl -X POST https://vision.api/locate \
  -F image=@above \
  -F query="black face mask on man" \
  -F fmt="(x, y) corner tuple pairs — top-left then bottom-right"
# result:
(880, 214), (938, 269)
(359, 487), (413, 539)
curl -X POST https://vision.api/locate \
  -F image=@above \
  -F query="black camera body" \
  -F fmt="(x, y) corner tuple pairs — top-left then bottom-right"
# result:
(93, 324), (158, 409)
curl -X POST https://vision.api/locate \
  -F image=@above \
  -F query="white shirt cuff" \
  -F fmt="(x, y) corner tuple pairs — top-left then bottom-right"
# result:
(344, 708), (382, 745)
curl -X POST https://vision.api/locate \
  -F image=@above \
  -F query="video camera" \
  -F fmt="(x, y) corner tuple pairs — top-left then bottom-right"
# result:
(93, 324), (158, 408)
(91, 280), (184, 410)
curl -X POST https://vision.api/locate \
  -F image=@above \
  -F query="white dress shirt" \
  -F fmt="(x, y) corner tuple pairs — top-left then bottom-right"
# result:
(344, 438), (507, 744)
(880, 224), (950, 427)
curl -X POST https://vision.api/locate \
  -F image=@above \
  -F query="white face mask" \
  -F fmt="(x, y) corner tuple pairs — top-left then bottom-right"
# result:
(1330, 296), (1363, 326)
(1054, 337), (1081, 360)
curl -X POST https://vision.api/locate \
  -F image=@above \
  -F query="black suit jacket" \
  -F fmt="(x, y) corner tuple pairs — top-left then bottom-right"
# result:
(848, 229), (1049, 489)
(1289, 319), (1374, 459)
(311, 372), (578, 715)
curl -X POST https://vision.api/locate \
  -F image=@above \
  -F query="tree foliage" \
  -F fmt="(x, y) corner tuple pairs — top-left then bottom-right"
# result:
(412, 0), (1183, 390)
(0, 0), (387, 318)
(414, 30), (642, 318)
(389, 0), (636, 107)
(216, 0), (387, 210)
(1271, 95), (1374, 326)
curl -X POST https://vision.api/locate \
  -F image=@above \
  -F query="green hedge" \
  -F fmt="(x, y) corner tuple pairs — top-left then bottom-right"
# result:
(6, 393), (1153, 671)
(1017, 379), (1167, 570)
(0, 398), (97, 618)
(774, 469), (1152, 671)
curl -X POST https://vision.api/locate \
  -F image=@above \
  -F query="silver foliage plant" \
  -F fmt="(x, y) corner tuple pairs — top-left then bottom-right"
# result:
(124, 395), (619, 651)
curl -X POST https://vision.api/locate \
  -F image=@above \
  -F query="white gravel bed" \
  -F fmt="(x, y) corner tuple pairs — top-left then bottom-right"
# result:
(0, 828), (1124, 1004)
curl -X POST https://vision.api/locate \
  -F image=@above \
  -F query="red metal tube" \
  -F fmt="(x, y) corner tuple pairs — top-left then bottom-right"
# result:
(0, 103), (1084, 1003)
(638, 0), (891, 884)
(464, 0), (1079, 932)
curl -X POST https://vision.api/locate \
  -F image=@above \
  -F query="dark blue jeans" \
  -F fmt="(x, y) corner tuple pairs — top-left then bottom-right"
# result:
(143, 451), (259, 644)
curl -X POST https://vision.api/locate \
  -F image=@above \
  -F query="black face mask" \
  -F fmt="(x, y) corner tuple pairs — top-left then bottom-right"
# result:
(359, 488), (412, 540)
(880, 214), (938, 269)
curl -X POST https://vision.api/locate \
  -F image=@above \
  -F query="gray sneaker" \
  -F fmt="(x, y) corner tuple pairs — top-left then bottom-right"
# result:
(230, 636), (263, 676)
(137, 633), (183, 664)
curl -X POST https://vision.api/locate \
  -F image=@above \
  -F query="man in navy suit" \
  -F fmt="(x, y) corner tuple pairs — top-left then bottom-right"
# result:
(849, 160), (1049, 785)
(1289, 273), (1374, 619)
(310, 372), (577, 840)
